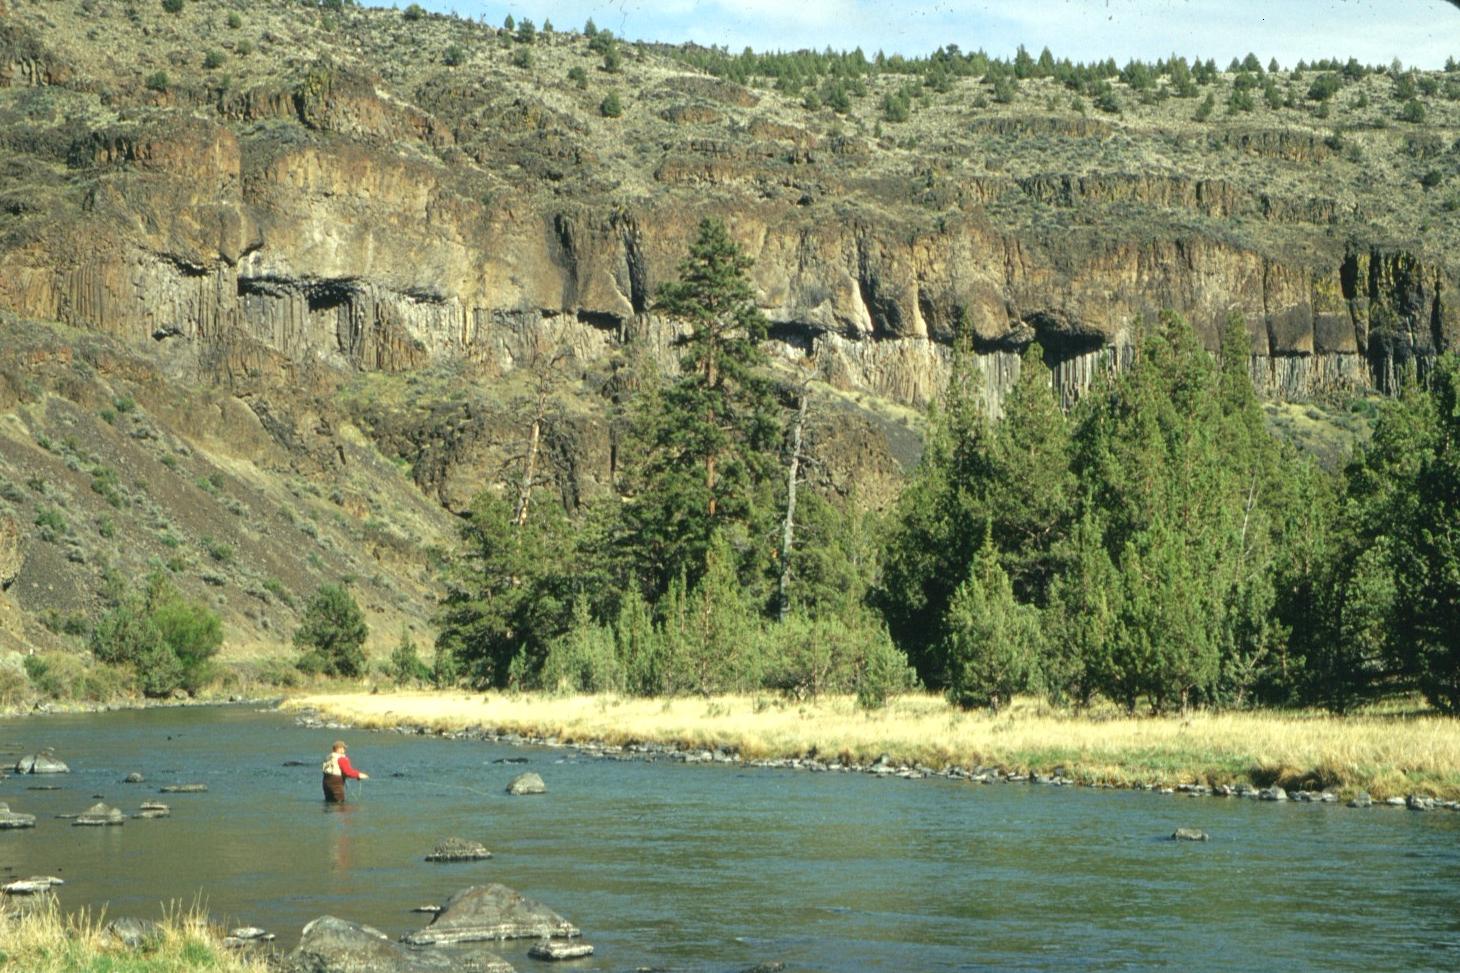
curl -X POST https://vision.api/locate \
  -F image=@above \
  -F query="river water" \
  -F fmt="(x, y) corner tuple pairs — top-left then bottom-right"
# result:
(0, 705), (1456, 971)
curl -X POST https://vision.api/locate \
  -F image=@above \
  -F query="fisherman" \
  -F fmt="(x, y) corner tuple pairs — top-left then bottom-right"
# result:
(322, 740), (368, 803)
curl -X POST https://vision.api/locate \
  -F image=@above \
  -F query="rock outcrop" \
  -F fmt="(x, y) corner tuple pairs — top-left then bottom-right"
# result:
(0, 1), (1453, 426)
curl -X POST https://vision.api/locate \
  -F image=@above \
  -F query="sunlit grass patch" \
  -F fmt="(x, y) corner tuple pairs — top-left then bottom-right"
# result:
(0, 900), (266, 973)
(288, 690), (1460, 801)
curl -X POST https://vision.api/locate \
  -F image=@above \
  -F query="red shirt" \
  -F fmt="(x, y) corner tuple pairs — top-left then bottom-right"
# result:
(335, 754), (362, 779)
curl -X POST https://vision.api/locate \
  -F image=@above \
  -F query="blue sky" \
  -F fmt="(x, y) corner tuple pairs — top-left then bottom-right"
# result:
(397, 1), (1459, 68)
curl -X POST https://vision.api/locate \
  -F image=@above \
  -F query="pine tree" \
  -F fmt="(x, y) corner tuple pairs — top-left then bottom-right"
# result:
(624, 218), (783, 597)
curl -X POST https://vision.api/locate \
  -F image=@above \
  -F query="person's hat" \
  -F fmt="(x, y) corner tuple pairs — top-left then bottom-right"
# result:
(333, 740), (347, 750)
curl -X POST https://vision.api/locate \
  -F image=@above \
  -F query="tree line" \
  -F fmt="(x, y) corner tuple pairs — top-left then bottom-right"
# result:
(429, 219), (1460, 714)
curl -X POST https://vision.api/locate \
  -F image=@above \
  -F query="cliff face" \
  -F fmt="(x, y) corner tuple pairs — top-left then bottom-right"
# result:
(2, 1), (1457, 425)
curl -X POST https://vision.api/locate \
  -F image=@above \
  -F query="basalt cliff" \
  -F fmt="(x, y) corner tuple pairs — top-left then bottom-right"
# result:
(0, 0), (1455, 661)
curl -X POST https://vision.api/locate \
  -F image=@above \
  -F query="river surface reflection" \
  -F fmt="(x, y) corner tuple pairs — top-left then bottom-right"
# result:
(0, 705), (1456, 971)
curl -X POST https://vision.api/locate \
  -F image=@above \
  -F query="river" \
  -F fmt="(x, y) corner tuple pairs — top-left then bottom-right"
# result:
(0, 705), (1456, 971)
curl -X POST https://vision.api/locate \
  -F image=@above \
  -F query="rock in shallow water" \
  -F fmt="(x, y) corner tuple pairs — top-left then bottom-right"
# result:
(3, 876), (63, 895)
(528, 940), (594, 960)
(15, 753), (69, 774)
(1171, 828), (1209, 841)
(505, 772), (545, 796)
(74, 802), (124, 826)
(425, 837), (492, 862)
(0, 802), (35, 829)
(123, 772), (144, 783)
(160, 783), (207, 793)
(284, 915), (512, 973)
(404, 884), (578, 945)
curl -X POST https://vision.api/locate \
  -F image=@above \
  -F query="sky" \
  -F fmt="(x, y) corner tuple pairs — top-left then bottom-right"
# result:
(398, 1), (1460, 69)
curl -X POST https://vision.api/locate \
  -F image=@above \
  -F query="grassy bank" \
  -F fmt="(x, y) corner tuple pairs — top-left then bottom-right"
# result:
(0, 901), (267, 973)
(286, 691), (1460, 801)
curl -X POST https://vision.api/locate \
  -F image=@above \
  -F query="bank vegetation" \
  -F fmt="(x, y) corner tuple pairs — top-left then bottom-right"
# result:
(289, 690), (1460, 801)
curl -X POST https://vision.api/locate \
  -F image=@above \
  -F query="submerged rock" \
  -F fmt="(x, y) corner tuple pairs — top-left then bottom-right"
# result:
(1258, 786), (1288, 802)
(284, 915), (511, 973)
(404, 884), (578, 945)
(124, 772), (144, 783)
(1171, 828), (1209, 842)
(160, 783), (208, 793)
(1348, 791), (1373, 808)
(15, 753), (69, 775)
(505, 772), (545, 796)
(528, 940), (594, 960)
(425, 838), (493, 862)
(74, 802), (124, 826)
(135, 802), (171, 819)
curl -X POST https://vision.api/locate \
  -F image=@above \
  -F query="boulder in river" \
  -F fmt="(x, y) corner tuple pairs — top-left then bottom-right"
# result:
(3, 876), (63, 895)
(160, 783), (208, 793)
(0, 802), (35, 829)
(1348, 791), (1373, 808)
(74, 802), (124, 826)
(1258, 786), (1288, 802)
(529, 941), (595, 961)
(135, 802), (170, 819)
(425, 838), (493, 863)
(15, 753), (69, 775)
(505, 772), (545, 796)
(1170, 828), (1209, 841)
(123, 772), (144, 784)
(403, 884), (579, 945)
(284, 915), (511, 973)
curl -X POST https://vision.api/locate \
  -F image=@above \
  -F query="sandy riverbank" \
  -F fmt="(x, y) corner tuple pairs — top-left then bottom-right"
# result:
(283, 691), (1460, 801)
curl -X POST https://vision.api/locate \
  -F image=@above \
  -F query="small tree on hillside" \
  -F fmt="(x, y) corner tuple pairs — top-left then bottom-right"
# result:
(295, 584), (368, 677)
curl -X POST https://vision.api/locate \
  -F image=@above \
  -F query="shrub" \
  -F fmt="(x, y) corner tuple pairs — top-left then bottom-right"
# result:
(34, 506), (66, 541)
(443, 44), (466, 67)
(1421, 169), (1445, 189)
(567, 65), (587, 89)
(387, 627), (430, 686)
(202, 50), (224, 70)
(161, 0), (184, 13)
(1399, 99), (1426, 123)
(145, 71), (170, 93)
(516, 18), (536, 44)
(511, 48), (532, 69)
(201, 534), (234, 564)
(403, 3), (425, 21)
(1307, 72), (1341, 101)
(602, 46), (621, 73)
(600, 91), (622, 117)
(89, 574), (220, 696)
(226, 11), (241, 28)
(294, 584), (368, 677)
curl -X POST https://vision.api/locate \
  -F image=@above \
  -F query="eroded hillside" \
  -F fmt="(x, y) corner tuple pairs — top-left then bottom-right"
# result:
(0, 0), (1454, 663)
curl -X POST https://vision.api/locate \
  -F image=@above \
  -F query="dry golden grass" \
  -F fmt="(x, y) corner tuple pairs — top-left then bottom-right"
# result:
(0, 898), (267, 973)
(287, 691), (1460, 800)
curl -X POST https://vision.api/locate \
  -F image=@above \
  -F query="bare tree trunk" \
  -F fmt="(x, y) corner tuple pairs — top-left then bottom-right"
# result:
(513, 416), (541, 528)
(778, 389), (809, 622)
